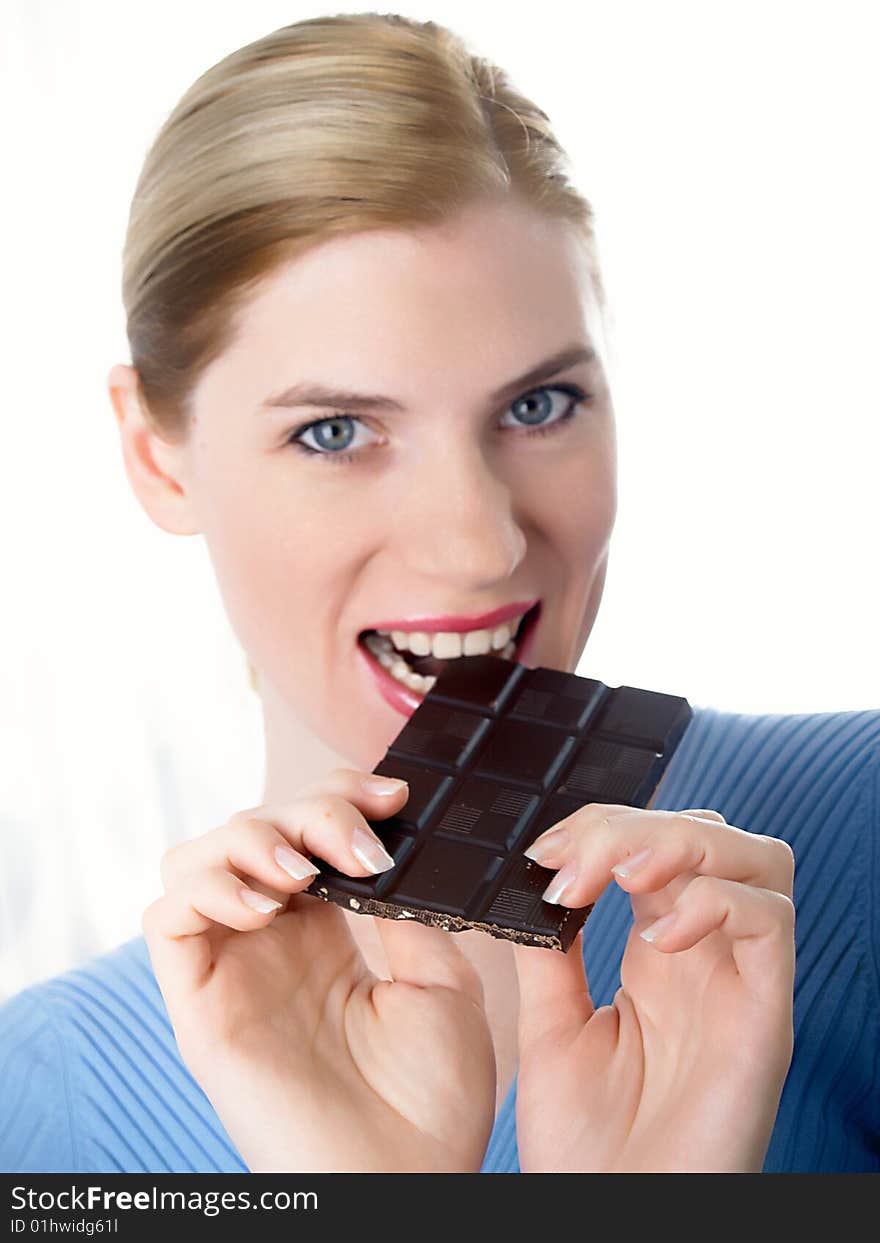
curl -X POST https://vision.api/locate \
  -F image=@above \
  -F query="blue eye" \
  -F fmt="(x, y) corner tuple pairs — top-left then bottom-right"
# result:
(286, 383), (590, 464)
(293, 414), (362, 457)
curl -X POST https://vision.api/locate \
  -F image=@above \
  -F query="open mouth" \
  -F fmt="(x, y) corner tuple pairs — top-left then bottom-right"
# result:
(357, 601), (542, 698)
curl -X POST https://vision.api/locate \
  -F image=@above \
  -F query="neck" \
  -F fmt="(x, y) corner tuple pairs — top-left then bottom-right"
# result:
(258, 674), (354, 803)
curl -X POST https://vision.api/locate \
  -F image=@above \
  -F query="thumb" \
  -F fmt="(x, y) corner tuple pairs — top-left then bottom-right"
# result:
(373, 916), (486, 1008)
(513, 931), (594, 1055)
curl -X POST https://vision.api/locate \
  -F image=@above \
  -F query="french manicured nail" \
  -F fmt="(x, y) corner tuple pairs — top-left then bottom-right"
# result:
(611, 846), (654, 878)
(542, 860), (579, 905)
(362, 775), (409, 796)
(524, 827), (570, 863)
(640, 910), (678, 943)
(351, 826), (396, 873)
(240, 887), (283, 914)
(274, 844), (320, 880)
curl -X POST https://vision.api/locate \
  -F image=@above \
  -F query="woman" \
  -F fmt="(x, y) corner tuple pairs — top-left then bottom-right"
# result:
(1, 13), (876, 1174)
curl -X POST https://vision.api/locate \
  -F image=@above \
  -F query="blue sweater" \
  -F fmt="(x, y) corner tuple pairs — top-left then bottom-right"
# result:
(2, 704), (879, 1174)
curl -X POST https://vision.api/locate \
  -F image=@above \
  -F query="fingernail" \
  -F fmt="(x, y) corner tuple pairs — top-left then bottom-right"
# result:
(640, 910), (678, 943)
(524, 827), (570, 863)
(240, 887), (283, 914)
(351, 826), (396, 873)
(541, 860), (579, 905)
(362, 775), (409, 796)
(612, 846), (654, 878)
(274, 844), (320, 880)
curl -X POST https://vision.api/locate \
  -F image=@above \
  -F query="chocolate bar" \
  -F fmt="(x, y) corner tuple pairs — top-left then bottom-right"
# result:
(308, 656), (692, 951)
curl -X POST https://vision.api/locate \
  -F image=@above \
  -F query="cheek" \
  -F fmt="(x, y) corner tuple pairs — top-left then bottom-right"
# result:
(547, 444), (618, 554)
(199, 482), (347, 664)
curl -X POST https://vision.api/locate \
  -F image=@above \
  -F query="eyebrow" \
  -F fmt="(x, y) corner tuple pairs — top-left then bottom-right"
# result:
(258, 343), (597, 414)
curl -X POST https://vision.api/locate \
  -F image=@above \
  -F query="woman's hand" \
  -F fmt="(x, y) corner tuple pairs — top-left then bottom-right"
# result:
(512, 804), (796, 1173)
(142, 769), (495, 1173)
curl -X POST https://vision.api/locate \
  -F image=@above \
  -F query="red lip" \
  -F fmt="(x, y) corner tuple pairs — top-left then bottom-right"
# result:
(363, 598), (539, 635)
(356, 601), (543, 719)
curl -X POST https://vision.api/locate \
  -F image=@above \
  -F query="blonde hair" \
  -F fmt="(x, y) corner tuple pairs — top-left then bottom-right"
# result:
(119, 11), (607, 696)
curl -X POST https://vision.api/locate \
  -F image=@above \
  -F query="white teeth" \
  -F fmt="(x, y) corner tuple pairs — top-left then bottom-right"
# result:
(406, 632), (433, 657)
(491, 622), (512, 650)
(389, 656), (410, 680)
(462, 629), (491, 655)
(377, 611), (528, 661)
(362, 622), (522, 695)
(362, 633), (437, 693)
(432, 632), (462, 659)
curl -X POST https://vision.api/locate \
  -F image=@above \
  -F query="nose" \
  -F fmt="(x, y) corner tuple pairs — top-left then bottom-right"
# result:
(390, 439), (528, 591)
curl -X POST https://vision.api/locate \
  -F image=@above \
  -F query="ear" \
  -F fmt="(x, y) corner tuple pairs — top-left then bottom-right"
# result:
(107, 363), (201, 536)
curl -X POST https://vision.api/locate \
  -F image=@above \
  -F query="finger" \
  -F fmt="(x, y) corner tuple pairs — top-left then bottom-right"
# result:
(372, 918), (486, 1006)
(512, 930), (594, 1054)
(167, 814), (321, 911)
(160, 767), (411, 890)
(627, 868), (696, 928)
(637, 874), (796, 997)
(142, 866), (287, 1004)
(524, 805), (795, 909)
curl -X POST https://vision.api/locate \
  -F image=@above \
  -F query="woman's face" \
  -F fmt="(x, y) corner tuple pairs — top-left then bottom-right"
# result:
(130, 196), (617, 770)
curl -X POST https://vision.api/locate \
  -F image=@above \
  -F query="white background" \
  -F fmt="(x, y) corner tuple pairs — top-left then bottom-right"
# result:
(2, 0), (878, 997)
